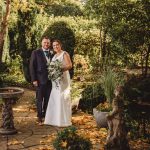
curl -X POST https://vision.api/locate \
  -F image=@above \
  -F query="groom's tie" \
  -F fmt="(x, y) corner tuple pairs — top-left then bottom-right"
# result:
(44, 51), (49, 58)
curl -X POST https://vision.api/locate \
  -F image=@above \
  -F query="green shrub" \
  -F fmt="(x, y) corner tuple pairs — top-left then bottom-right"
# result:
(53, 126), (92, 150)
(78, 83), (105, 113)
(43, 21), (75, 57)
(73, 54), (92, 76)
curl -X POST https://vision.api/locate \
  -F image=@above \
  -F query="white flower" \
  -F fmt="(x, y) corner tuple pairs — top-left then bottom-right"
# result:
(50, 50), (54, 55)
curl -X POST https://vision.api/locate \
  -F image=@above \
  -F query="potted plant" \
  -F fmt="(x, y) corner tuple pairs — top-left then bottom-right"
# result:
(93, 67), (123, 128)
(93, 101), (112, 128)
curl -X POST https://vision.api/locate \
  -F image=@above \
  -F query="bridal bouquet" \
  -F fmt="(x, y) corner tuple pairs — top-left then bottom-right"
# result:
(47, 60), (63, 87)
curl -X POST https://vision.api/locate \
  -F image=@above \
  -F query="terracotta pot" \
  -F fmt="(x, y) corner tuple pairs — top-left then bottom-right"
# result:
(93, 108), (108, 128)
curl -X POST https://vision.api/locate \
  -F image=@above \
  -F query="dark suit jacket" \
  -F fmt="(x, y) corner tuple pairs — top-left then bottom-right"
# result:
(29, 48), (53, 85)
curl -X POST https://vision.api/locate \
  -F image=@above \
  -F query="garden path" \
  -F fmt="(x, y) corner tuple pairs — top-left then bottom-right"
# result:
(0, 88), (105, 150)
(0, 88), (149, 150)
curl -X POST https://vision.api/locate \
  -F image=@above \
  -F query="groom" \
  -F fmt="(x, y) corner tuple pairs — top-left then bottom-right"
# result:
(30, 36), (54, 125)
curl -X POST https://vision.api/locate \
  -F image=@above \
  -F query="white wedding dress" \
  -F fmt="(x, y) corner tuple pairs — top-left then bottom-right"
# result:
(44, 51), (72, 127)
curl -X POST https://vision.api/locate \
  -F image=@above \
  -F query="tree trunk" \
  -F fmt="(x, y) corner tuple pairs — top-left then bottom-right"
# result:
(0, 0), (11, 63)
(98, 25), (103, 72)
(140, 51), (144, 75)
(102, 30), (107, 58)
(105, 96), (130, 150)
(144, 45), (150, 77)
(0, 34), (5, 62)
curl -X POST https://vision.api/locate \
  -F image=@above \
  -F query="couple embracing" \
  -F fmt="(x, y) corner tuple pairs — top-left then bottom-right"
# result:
(29, 36), (72, 127)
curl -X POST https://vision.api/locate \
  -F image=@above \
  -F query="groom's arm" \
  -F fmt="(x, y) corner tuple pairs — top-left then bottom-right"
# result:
(29, 50), (38, 86)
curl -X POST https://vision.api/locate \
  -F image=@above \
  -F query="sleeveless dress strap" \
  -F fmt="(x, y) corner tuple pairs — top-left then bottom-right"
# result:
(59, 51), (66, 62)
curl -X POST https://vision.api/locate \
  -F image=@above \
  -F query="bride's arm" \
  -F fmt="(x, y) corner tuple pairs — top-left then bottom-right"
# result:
(62, 52), (72, 71)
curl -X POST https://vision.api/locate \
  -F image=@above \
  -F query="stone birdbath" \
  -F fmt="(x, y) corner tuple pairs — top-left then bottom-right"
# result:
(0, 87), (24, 135)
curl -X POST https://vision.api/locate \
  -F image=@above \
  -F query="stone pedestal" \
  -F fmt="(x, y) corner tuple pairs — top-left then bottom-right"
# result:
(0, 87), (24, 135)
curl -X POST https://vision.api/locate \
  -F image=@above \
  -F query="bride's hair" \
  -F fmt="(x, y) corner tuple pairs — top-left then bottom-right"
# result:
(52, 39), (63, 49)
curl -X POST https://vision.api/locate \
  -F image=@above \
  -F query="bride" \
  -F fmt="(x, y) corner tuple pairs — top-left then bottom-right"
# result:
(44, 39), (72, 127)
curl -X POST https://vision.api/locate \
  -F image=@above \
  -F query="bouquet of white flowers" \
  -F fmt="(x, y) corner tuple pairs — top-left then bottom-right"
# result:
(47, 59), (63, 87)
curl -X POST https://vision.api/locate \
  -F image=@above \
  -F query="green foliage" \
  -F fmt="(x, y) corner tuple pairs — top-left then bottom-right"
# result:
(100, 68), (116, 104)
(44, 20), (76, 78)
(8, 2), (47, 82)
(100, 67), (124, 104)
(45, 16), (100, 68)
(124, 101), (150, 140)
(44, 21), (75, 57)
(43, 0), (84, 17)
(108, 0), (150, 53)
(73, 54), (92, 76)
(8, 55), (22, 75)
(85, 0), (150, 70)
(53, 126), (92, 150)
(8, 2), (100, 79)
(81, 83), (104, 100)
(78, 82), (105, 113)
(0, 0), (5, 23)
(6, 0), (149, 83)
(0, 58), (29, 87)
(123, 75), (150, 139)
(75, 29), (100, 61)
(0, 62), (9, 87)
(124, 75), (150, 103)
(70, 81), (82, 103)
